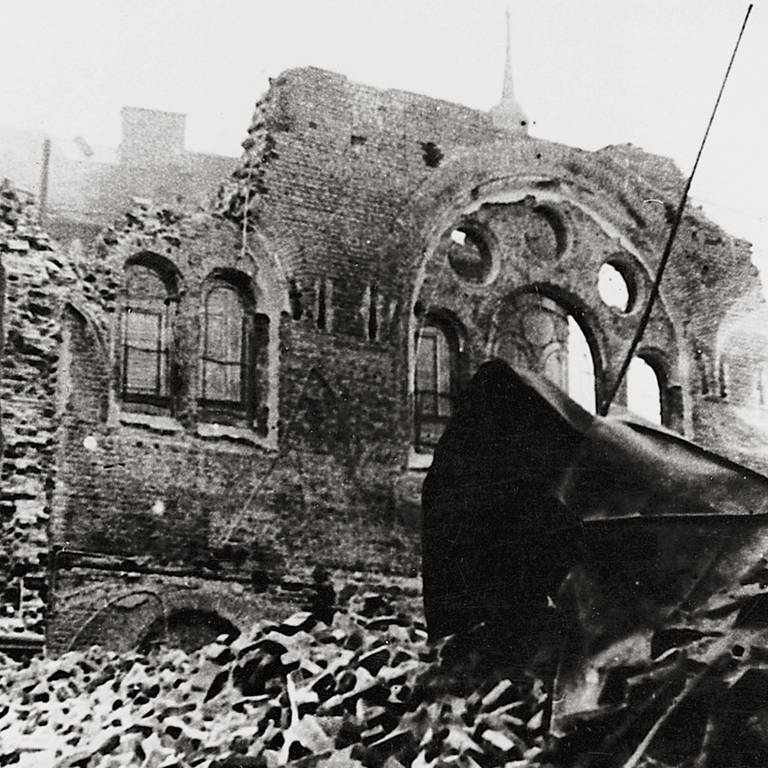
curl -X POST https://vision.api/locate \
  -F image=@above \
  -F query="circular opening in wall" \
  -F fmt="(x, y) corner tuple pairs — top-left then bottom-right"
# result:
(447, 228), (495, 284)
(598, 261), (634, 312)
(532, 205), (568, 257)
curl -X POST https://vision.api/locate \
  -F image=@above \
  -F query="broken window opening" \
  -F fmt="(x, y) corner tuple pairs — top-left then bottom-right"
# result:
(446, 227), (494, 284)
(627, 356), (663, 425)
(420, 141), (443, 168)
(567, 316), (596, 414)
(598, 261), (634, 313)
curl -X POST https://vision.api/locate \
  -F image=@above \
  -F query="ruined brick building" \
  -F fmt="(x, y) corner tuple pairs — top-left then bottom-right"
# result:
(3, 54), (768, 654)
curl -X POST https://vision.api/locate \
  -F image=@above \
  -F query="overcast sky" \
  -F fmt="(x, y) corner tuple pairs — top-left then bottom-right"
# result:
(2, 0), (766, 283)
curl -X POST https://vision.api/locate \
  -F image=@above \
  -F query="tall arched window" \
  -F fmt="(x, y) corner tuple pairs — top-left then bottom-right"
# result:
(199, 277), (269, 432)
(201, 285), (246, 405)
(414, 317), (459, 450)
(567, 316), (596, 414)
(121, 264), (174, 406)
(627, 356), (662, 425)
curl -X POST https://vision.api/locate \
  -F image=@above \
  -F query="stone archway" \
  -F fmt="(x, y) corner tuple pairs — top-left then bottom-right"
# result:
(394, 141), (687, 435)
(138, 608), (240, 653)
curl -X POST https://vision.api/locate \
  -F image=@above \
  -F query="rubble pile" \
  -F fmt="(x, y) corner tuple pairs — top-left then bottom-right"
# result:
(0, 596), (548, 768)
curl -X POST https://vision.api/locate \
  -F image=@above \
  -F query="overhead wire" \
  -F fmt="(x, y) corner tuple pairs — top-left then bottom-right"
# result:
(600, 4), (754, 415)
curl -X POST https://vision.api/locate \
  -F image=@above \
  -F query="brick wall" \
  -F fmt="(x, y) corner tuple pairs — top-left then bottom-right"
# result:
(0, 183), (69, 640)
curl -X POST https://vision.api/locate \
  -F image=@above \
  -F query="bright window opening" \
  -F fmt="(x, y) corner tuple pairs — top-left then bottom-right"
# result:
(627, 357), (662, 424)
(567, 316), (596, 414)
(446, 228), (494, 283)
(598, 262), (632, 312)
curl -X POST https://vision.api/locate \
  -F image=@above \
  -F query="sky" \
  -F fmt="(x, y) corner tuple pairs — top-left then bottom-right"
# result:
(2, 0), (767, 283)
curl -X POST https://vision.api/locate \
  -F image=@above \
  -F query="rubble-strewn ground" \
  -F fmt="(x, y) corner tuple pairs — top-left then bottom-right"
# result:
(0, 595), (548, 768)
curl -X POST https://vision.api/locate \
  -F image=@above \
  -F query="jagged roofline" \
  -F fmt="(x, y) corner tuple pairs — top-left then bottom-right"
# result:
(248, 67), (693, 208)
(399, 142), (687, 402)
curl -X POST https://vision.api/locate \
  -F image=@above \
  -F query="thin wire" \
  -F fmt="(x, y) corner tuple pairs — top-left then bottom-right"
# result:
(220, 367), (318, 544)
(600, 4), (753, 415)
(689, 194), (767, 222)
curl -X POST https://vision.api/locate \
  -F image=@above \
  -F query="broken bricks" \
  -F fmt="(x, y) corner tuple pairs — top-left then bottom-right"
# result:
(0, 597), (546, 768)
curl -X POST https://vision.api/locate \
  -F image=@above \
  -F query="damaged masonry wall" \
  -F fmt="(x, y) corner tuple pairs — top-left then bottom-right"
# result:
(0, 181), (79, 642)
(45, 198), (420, 655)
(3, 67), (768, 653)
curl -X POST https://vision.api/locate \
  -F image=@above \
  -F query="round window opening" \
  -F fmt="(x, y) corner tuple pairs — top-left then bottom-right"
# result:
(598, 262), (634, 312)
(447, 228), (494, 284)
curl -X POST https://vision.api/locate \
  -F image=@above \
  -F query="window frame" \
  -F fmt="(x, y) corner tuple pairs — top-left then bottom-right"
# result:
(413, 315), (460, 452)
(120, 264), (176, 410)
(197, 279), (266, 428)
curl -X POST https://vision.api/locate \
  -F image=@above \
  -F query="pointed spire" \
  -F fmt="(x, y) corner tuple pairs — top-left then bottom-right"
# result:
(502, 7), (516, 101)
(490, 6), (528, 135)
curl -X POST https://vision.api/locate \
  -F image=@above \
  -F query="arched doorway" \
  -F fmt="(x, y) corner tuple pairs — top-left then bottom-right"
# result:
(492, 292), (597, 413)
(138, 609), (240, 653)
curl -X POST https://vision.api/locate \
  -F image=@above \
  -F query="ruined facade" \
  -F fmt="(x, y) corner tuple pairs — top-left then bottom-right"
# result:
(2, 65), (768, 653)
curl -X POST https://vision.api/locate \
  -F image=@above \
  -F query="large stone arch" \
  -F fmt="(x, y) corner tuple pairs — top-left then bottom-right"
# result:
(138, 607), (240, 653)
(61, 582), (247, 654)
(396, 146), (685, 432)
(57, 302), (111, 424)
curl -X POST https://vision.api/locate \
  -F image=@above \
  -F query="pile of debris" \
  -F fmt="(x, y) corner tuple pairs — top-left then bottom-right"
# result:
(0, 596), (548, 768)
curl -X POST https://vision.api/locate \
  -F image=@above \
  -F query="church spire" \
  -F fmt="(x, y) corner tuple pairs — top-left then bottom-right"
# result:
(490, 7), (528, 134)
(502, 8), (516, 101)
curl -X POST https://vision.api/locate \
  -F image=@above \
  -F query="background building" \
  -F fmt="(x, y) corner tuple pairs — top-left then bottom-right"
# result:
(0, 107), (235, 245)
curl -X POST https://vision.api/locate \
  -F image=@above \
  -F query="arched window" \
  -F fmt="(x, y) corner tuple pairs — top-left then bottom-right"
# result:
(627, 356), (662, 425)
(567, 316), (596, 414)
(414, 317), (459, 450)
(199, 278), (270, 431)
(121, 264), (174, 406)
(201, 285), (246, 404)
(138, 609), (240, 653)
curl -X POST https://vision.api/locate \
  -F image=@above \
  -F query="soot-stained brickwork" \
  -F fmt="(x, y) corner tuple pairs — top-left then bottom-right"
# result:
(3, 66), (768, 653)
(0, 181), (85, 648)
